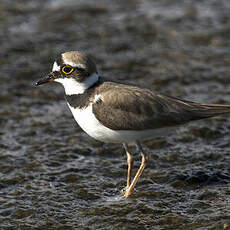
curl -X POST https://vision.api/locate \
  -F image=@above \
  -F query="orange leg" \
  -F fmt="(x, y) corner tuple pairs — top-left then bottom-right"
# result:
(123, 141), (147, 198)
(123, 143), (133, 189)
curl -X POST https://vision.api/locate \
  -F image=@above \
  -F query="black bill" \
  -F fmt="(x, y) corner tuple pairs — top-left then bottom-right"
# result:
(35, 73), (55, 86)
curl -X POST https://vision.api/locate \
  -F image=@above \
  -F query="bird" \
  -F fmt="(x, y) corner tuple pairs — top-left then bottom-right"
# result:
(36, 51), (230, 197)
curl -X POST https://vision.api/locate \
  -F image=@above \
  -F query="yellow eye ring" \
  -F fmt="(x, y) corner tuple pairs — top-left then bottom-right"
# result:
(62, 65), (74, 75)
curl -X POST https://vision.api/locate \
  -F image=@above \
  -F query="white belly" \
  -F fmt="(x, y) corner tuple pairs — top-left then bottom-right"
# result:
(67, 103), (170, 143)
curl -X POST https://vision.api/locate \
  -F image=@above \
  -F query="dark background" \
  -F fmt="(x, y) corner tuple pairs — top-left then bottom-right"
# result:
(0, 0), (230, 229)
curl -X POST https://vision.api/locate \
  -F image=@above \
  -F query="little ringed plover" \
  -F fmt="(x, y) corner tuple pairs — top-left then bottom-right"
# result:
(36, 51), (230, 197)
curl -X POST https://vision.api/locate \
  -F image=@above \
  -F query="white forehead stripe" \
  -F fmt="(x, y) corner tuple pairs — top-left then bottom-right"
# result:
(61, 54), (85, 68)
(64, 61), (85, 69)
(54, 73), (99, 95)
(52, 61), (60, 72)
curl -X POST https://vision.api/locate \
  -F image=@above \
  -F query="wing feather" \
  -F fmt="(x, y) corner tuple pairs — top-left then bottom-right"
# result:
(92, 83), (230, 130)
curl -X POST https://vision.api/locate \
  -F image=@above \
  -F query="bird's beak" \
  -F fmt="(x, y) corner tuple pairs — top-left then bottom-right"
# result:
(35, 73), (55, 86)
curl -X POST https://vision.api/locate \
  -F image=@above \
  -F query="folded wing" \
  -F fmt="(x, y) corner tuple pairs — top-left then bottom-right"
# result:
(92, 84), (230, 131)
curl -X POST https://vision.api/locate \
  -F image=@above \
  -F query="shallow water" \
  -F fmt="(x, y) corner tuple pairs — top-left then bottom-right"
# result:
(0, 0), (230, 229)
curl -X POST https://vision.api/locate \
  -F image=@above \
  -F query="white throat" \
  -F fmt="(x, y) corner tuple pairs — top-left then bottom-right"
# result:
(54, 73), (99, 95)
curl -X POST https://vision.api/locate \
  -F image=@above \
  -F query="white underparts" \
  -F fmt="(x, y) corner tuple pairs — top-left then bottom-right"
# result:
(54, 73), (99, 95)
(67, 102), (172, 144)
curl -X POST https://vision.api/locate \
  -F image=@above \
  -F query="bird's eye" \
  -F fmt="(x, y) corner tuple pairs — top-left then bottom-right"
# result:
(62, 65), (74, 75)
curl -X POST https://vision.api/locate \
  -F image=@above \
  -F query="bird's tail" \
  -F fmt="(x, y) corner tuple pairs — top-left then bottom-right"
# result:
(189, 103), (230, 118)
(159, 94), (230, 125)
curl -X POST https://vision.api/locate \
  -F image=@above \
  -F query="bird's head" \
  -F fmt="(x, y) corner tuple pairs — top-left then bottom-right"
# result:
(36, 51), (98, 95)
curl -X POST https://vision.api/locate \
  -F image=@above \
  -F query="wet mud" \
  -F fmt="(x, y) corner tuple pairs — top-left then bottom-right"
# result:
(0, 0), (230, 229)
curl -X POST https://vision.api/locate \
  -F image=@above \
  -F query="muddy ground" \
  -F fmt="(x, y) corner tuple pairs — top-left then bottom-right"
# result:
(0, 0), (230, 229)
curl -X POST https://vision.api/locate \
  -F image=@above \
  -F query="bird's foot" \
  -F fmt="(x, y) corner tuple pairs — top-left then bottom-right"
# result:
(120, 186), (132, 198)
(123, 190), (131, 198)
